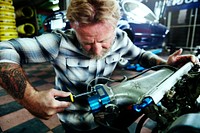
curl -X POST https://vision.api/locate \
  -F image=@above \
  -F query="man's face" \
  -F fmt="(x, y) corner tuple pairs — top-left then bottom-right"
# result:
(71, 21), (115, 59)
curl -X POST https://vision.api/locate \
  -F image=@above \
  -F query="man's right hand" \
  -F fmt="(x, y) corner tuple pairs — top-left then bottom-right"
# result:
(0, 63), (71, 120)
(19, 86), (72, 120)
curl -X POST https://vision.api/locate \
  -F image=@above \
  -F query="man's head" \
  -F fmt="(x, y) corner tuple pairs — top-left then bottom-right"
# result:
(67, 0), (120, 25)
(67, 0), (121, 59)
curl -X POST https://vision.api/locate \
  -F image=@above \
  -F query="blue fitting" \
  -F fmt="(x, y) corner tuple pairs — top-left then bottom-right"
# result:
(133, 97), (153, 112)
(88, 85), (111, 112)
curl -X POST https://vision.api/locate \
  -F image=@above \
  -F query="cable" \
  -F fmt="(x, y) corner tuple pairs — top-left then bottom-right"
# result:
(86, 77), (116, 91)
(86, 65), (177, 91)
(135, 114), (148, 133)
(126, 65), (177, 80)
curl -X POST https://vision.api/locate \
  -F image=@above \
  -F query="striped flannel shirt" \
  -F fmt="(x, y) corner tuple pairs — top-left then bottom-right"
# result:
(0, 28), (146, 130)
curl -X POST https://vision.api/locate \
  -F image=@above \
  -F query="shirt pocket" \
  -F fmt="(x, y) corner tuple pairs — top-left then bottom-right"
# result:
(66, 58), (90, 82)
(103, 53), (121, 76)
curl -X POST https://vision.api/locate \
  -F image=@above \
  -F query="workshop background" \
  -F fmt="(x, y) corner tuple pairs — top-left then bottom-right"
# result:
(0, 0), (200, 133)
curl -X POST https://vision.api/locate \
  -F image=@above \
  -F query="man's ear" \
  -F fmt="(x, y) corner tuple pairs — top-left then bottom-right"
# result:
(70, 23), (74, 29)
(70, 22), (77, 29)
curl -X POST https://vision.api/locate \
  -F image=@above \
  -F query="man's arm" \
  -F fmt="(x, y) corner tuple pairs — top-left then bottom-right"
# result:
(0, 63), (29, 99)
(0, 62), (71, 119)
(139, 51), (167, 68)
(139, 49), (198, 68)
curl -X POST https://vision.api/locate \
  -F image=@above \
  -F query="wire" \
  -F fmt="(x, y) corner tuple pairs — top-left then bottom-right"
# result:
(86, 77), (116, 91)
(135, 114), (148, 133)
(86, 65), (177, 92)
(126, 65), (178, 80)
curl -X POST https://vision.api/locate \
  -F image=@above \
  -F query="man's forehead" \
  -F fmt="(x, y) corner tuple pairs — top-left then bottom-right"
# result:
(76, 20), (114, 29)
(76, 23), (114, 36)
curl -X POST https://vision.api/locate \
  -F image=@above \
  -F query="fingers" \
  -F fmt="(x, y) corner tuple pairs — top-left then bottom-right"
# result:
(24, 89), (72, 119)
(51, 88), (71, 97)
(191, 55), (199, 64)
(50, 89), (72, 108)
(171, 48), (182, 57)
(171, 48), (198, 63)
(168, 48), (199, 66)
(180, 54), (199, 64)
(191, 55), (198, 64)
(56, 108), (65, 113)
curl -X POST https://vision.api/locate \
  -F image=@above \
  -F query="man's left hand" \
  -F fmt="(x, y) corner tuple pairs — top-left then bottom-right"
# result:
(167, 48), (199, 67)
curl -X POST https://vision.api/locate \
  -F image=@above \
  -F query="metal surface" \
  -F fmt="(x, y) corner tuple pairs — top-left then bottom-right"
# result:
(111, 68), (175, 106)
(74, 91), (93, 98)
(109, 62), (194, 107)
(148, 62), (194, 103)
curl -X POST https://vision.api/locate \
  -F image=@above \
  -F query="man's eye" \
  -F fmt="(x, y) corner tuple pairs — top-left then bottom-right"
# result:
(99, 40), (105, 43)
(84, 43), (93, 45)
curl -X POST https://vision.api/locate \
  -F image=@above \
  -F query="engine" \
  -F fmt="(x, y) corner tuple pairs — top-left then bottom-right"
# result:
(87, 62), (200, 133)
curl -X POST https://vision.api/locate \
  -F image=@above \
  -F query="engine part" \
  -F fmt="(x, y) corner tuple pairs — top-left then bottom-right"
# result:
(86, 62), (200, 132)
(167, 113), (200, 133)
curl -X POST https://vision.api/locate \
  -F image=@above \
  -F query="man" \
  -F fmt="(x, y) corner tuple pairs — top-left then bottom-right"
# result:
(0, 0), (198, 132)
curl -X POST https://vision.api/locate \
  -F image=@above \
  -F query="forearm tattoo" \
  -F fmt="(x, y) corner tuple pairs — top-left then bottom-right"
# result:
(0, 63), (27, 99)
(139, 51), (166, 68)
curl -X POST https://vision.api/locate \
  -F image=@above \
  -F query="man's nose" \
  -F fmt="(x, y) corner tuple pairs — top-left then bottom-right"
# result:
(92, 43), (102, 55)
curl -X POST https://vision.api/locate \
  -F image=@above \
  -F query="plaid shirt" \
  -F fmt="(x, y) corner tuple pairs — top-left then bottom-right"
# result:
(0, 28), (145, 130)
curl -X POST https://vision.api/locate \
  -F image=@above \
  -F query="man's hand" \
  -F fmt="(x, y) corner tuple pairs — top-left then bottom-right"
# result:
(0, 63), (71, 120)
(167, 48), (199, 67)
(19, 88), (71, 120)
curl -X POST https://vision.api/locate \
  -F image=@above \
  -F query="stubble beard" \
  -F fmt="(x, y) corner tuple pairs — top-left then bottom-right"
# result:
(81, 47), (111, 59)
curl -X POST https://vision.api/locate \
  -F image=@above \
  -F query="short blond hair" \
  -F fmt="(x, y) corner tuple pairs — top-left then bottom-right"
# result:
(67, 0), (120, 25)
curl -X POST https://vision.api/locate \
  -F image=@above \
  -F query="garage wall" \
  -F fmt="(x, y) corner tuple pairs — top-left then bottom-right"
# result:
(165, 0), (200, 50)
(142, 0), (200, 51)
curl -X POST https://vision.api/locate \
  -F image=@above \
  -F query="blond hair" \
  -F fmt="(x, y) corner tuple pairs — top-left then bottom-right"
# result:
(67, 0), (120, 26)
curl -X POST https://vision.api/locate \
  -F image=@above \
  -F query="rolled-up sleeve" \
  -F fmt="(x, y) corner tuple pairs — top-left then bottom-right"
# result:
(0, 41), (20, 63)
(0, 33), (61, 64)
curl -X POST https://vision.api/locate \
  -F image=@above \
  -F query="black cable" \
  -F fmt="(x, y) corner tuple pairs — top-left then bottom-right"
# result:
(135, 114), (148, 133)
(109, 65), (177, 82)
(126, 65), (177, 80)
(104, 65), (178, 87)
(88, 65), (177, 88)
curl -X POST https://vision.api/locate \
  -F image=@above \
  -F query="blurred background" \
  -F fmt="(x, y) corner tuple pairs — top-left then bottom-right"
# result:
(0, 0), (200, 132)
(1, 0), (199, 53)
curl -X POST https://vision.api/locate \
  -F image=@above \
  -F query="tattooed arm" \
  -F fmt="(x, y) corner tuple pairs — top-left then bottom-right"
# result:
(0, 62), (71, 119)
(139, 51), (167, 68)
(0, 63), (27, 99)
(139, 49), (198, 68)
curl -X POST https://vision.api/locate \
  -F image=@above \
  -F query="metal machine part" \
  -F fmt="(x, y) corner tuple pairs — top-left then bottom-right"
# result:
(88, 65), (177, 112)
(87, 62), (200, 132)
(167, 113), (200, 133)
(88, 84), (115, 113)
(57, 62), (200, 132)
